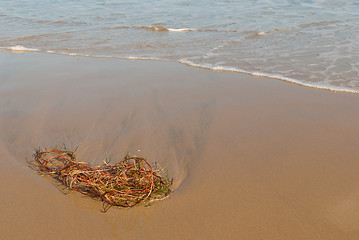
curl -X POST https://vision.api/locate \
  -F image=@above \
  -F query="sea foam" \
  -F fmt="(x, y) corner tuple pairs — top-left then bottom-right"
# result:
(2, 45), (40, 52)
(179, 59), (359, 94)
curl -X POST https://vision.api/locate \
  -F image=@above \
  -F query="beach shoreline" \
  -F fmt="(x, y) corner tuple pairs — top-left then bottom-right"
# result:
(1, 51), (359, 239)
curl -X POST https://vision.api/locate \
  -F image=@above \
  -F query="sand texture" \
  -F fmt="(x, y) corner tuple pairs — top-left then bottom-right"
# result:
(1, 51), (359, 239)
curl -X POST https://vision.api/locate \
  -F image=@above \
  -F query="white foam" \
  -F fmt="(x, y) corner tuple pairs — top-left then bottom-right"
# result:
(67, 52), (91, 57)
(212, 65), (247, 73)
(125, 56), (162, 61)
(167, 28), (197, 32)
(2, 45), (39, 52)
(179, 59), (359, 94)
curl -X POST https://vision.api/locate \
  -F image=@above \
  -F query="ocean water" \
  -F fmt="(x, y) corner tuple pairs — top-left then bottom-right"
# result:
(1, 0), (358, 93)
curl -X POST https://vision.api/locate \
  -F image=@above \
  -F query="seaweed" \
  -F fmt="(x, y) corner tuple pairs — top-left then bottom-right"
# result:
(33, 148), (172, 212)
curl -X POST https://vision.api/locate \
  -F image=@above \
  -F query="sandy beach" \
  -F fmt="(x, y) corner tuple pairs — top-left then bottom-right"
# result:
(1, 50), (359, 239)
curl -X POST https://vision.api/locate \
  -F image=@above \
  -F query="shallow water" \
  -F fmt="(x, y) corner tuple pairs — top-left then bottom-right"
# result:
(1, 0), (358, 92)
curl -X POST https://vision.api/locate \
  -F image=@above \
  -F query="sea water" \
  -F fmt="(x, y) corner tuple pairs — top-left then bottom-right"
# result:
(1, 0), (358, 92)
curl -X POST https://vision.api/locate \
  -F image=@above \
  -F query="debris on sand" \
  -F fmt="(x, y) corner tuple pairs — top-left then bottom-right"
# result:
(33, 148), (172, 212)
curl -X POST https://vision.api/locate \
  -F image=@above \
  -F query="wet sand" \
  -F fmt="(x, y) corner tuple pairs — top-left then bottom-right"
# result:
(1, 51), (359, 239)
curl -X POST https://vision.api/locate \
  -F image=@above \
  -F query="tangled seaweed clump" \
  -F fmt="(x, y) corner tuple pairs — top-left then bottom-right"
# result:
(33, 148), (172, 211)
